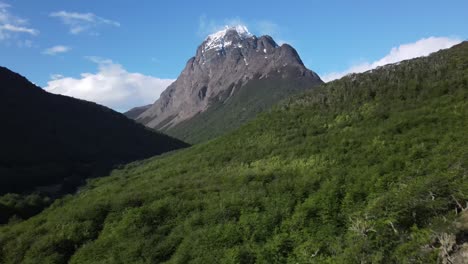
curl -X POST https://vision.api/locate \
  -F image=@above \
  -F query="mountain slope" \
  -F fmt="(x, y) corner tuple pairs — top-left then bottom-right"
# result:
(0, 42), (467, 263)
(166, 75), (317, 143)
(124, 104), (151, 119)
(0, 66), (188, 196)
(136, 26), (322, 143)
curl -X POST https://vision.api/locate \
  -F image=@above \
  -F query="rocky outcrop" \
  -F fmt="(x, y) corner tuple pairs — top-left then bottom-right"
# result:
(136, 25), (322, 130)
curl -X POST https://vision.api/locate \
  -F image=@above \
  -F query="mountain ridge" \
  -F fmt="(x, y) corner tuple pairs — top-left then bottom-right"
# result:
(0, 66), (188, 222)
(124, 104), (151, 119)
(135, 26), (322, 143)
(1, 41), (466, 263)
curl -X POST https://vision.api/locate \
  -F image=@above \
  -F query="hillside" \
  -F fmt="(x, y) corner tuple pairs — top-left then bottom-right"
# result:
(165, 75), (317, 143)
(0, 67), (188, 221)
(0, 42), (467, 263)
(135, 26), (322, 143)
(124, 104), (152, 119)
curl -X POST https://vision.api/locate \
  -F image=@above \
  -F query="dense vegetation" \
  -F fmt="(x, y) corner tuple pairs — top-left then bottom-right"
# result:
(0, 67), (188, 223)
(0, 42), (467, 263)
(164, 73), (321, 144)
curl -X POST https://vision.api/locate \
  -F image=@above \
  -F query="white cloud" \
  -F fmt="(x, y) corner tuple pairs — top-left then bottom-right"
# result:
(0, 2), (38, 41)
(0, 24), (37, 35)
(84, 56), (113, 64)
(42, 45), (71, 55)
(45, 58), (175, 112)
(255, 20), (290, 45)
(256, 20), (280, 36)
(17, 39), (33, 48)
(50, 74), (64, 80)
(322, 37), (462, 82)
(198, 15), (245, 37)
(50, 11), (120, 35)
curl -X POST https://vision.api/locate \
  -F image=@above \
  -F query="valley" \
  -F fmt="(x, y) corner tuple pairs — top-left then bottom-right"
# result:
(1, 42), (466, 263)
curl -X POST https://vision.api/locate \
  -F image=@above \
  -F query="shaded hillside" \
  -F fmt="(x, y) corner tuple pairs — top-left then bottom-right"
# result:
(0, 42), (466, 263)
(0, 66), (188, 196)
(124, 104), (151, 119)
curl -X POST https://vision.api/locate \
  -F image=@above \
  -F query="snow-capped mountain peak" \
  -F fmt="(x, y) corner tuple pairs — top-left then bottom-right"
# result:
(204, 25), (254, 51)
(137, 26), (322, 133)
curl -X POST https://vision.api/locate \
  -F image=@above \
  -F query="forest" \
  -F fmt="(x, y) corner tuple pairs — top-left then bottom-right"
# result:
(0, 42), (466, 263)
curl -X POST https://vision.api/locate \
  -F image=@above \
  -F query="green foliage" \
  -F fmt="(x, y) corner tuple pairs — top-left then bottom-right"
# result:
(0, 42), (467, 263)
(0, 193), (52, 223)
(165, 76), (319, 144)
(0, 66), (188, 222)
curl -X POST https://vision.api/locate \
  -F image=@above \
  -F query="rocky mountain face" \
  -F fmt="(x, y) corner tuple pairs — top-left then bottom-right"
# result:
(124, 104), (151, 119)
(136, 26), (322, 141)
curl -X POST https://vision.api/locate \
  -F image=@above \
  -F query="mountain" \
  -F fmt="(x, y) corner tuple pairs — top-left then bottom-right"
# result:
(135, 26), (323, 143)
(1, 42), (466, 263)
(123, 104), (151, 119)
(0, 66), (188, 197)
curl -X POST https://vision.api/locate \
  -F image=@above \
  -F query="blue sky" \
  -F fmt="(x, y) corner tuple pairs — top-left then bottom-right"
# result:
(1, 0), (467, 111)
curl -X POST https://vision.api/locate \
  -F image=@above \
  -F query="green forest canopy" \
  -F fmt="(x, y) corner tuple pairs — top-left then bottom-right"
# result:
(0, 42), (467, 263)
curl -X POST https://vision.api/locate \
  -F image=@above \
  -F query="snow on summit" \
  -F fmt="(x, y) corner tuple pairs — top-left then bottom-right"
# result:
(203, 25), (253, 51)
